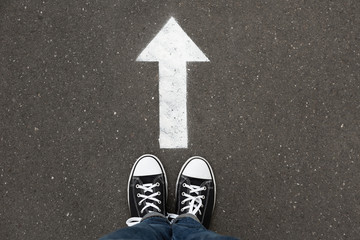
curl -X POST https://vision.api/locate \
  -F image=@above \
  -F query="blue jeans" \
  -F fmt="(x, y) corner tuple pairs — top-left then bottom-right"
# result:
(99, 214), (239, 240)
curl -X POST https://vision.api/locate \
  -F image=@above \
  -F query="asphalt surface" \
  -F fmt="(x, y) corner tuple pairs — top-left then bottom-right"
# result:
(1, 1), (359, 239)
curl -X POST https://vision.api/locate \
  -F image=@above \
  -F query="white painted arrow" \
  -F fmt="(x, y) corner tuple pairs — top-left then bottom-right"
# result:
(137, 17), (209, 149)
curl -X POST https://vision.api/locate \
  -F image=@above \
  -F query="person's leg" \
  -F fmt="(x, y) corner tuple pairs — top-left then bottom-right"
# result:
(100, 213), (171, 240)
(172, 156), (239, 240)
(99, 154), (171, 240)
(172, 214), (239, 240)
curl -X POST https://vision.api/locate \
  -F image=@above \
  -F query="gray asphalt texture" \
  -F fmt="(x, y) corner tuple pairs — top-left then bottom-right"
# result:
(1, 1), (359, 240)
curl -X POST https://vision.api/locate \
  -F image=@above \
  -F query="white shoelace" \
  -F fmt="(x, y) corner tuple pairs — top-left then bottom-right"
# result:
(126, 217), (142, 226)
(180, 183), (206, 215)
(126, 182), (161, 226)
(167, 213), (179, 223)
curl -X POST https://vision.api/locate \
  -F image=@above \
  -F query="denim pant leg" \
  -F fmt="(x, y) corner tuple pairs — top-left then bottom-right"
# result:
(99, 216), (171, 240)
(172, 215), (240, 240)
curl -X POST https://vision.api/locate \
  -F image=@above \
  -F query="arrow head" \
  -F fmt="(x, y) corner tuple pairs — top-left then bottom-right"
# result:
(137, 17), (210, 62)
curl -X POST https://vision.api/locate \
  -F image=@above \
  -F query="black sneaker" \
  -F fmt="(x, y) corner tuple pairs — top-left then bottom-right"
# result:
(175, 156), (216, 228)
(127, 154), (167, 225)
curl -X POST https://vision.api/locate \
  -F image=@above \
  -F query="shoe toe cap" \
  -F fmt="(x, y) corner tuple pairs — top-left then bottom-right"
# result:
(182, 158), (212, 180)
(133, 156), (163, 176)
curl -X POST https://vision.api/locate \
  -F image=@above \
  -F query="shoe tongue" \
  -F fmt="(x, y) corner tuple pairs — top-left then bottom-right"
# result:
(185, 176), (208, 187)
(138, 174), (162, 185)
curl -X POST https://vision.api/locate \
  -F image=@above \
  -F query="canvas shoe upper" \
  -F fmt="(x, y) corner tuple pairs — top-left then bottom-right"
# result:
(127, 154), (167, 226)
(175, 156), (216, 229)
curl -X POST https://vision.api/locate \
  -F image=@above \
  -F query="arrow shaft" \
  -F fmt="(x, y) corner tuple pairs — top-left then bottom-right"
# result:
(159, 62), (188, 148)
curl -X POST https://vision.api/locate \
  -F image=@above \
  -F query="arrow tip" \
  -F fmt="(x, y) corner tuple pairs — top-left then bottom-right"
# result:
(137, 17), (210, 62)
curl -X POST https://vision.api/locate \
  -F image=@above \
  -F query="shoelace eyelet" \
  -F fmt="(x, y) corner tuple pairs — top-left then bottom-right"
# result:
(157, 191), (161, 195)
(182, 183), (186, 187)
(137, 193), (140, 197)
(155, 182), (160, 187)
(136, 184), (139, 188)
(181, 192), (185, 196)
(201, 195), (205, 199)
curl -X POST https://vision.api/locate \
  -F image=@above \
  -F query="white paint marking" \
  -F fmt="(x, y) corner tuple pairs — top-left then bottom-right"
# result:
(137, 17), (209, 148)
